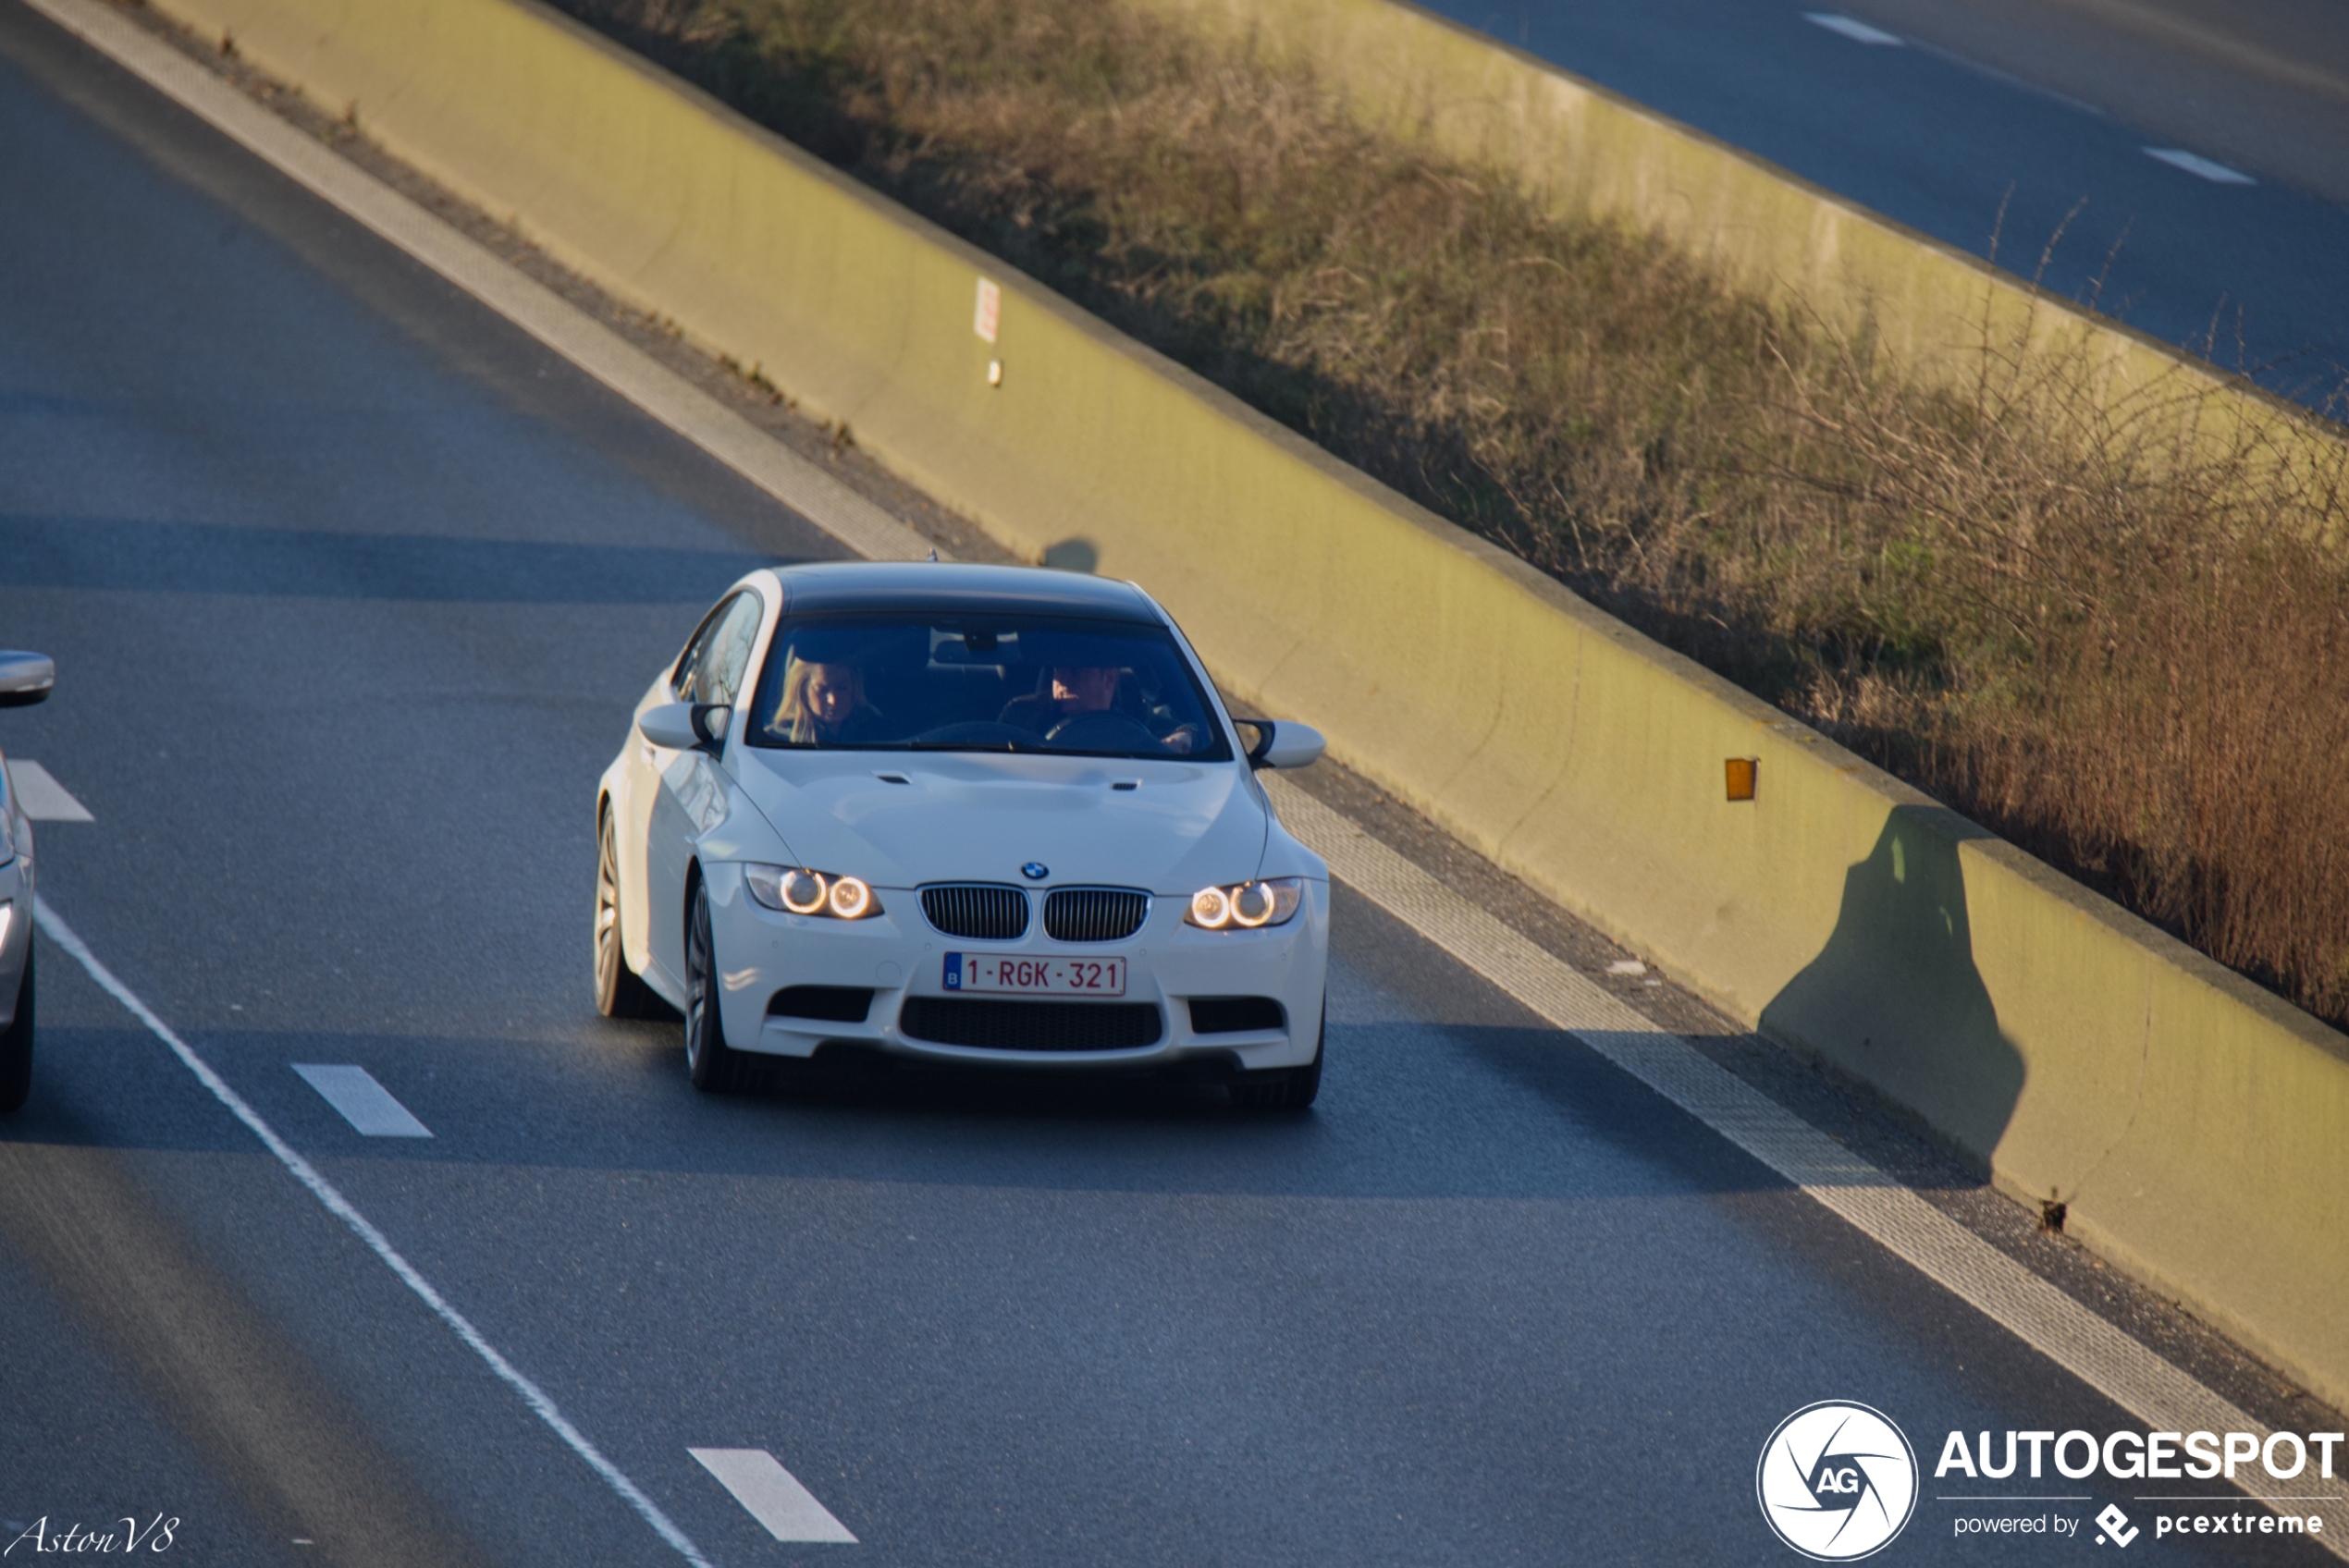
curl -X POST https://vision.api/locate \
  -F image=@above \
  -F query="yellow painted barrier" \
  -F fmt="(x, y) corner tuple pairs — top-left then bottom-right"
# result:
(149, 0), (2349, 1408)
(1152, 0), (2341, 488)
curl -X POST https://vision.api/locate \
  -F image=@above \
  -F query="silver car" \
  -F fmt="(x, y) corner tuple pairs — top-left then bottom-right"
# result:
(1, 651), (55, 1113)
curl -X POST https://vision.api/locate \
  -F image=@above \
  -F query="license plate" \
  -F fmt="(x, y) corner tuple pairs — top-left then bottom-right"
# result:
(943, 954), (1125, 997)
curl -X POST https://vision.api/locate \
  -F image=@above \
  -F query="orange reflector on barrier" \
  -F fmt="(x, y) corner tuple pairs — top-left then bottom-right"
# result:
(1726, 757), (1758, 802)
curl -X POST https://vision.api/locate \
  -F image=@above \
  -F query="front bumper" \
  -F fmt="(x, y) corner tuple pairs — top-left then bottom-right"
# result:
(702, 864), (1327, 1072)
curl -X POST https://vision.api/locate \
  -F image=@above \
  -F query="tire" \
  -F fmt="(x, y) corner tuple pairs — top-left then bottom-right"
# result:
(683, 878), (746, 1094)
(0, 938), (33, 1115)
(1229, 998), (1322, 1111)
(595, 809), (662, 1020)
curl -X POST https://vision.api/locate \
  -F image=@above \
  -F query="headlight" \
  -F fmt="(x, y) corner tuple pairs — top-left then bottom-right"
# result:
(1186, 876), (1304, 930)
(743, 865), (883, 920)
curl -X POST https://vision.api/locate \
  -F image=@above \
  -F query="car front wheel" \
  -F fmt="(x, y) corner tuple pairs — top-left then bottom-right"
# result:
(595, 809), (663, 1020)
(683, 879), (746, 1094)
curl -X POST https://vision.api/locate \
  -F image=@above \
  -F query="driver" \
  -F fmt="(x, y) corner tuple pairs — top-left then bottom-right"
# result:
(1001, 666), (1200, 753)
(770, 655), (880, 745)
(1001, 664), (1121, 733)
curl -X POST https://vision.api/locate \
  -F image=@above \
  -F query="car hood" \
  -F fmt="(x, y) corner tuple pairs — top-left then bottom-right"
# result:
(733, 749), (1270, 894)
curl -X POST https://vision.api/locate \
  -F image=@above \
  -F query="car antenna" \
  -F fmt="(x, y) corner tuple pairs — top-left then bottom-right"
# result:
(925, 548), (940, 562)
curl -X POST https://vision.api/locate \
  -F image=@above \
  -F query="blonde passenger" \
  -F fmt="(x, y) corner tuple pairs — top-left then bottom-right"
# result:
(771, 656), (875, 744)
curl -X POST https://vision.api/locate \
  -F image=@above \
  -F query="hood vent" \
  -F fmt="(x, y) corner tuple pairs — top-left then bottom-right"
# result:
(1042, 888), (1150, 943)
(920, 884), (1029, 940)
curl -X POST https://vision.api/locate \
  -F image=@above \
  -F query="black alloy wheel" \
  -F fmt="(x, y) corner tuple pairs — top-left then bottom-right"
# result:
(595, 810), (663, 1019)
(1228, 998), (1322, 1111)
(684, 879), (746, 1094)
(0, 939), (33, 1114)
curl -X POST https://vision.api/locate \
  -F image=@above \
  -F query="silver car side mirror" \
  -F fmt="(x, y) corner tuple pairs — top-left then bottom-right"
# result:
(0, 652), (54, 709)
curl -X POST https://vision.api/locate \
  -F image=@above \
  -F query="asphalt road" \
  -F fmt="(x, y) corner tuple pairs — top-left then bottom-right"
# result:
(1420, 0), (2349, 405)
(0, 4), (2338, 1562)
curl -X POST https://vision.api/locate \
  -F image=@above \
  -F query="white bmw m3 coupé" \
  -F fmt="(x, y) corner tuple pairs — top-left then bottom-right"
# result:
(595, 563), (1330, 1107)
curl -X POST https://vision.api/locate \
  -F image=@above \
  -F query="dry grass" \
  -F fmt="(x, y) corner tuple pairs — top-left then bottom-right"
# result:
(566, 0), (2349, 1023)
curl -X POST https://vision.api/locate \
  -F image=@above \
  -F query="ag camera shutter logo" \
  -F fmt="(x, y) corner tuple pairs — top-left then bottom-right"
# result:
(1757, 1401), (1919, 1560)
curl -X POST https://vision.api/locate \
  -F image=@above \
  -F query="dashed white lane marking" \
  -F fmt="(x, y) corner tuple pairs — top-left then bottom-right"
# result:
(27, 0), (938, 567)
(292, 1064), (433, 1138)
(32, 900), (714, 1568)
(2144, 147), (2257, 185)
(1804, 12), (1904, 46)
(7, 760), (94, 822)
(690, 1449), (858, 1543)
(1261, 776), (2349, 1550)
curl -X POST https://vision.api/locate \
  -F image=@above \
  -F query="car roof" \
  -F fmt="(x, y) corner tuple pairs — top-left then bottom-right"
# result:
(768, 561), (1162, 623)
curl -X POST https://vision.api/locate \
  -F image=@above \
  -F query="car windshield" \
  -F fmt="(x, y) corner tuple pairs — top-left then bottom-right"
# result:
(745, 613), (1233, 761)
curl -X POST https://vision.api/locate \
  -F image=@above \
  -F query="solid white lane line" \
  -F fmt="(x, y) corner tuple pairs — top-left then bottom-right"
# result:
(1803, 12), (1904, 46)
(2144, 147), (2257, 185)
(292, 1064), (433, 1138)
(689, 1449), (858, 1544)
(25, 0), (938, 568)
(1262, 776), (2349, 1548)
(7, 761), (94, 823)
(31, 899), (715, 1568)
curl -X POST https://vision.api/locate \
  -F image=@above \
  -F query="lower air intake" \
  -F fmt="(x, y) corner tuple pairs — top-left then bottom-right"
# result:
(768, 986), (874, 1023)
(899, 997), (1163, 1052)
(1187, 996), (1286, 1034)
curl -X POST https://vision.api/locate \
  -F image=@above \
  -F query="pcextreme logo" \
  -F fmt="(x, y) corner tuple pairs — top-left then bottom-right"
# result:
(1758, 1402), (1921, 1561)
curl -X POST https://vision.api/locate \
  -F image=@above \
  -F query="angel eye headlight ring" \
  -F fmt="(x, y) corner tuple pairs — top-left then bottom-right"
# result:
(781, 869), (829, 914)
(1185, 877), (1303, 930)
(744, 864), (884, 919)
(828, 876), (873, 919)
(1188, 887), (1232, 928)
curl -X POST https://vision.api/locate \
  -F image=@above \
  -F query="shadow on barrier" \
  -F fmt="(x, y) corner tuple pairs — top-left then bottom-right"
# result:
(1762, 804), (2023, 1174)
(1041, 536), (1099, 573)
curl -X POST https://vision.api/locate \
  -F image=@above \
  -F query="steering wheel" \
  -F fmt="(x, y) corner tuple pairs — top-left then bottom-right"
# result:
(1042, 711), (1162, 752)
(909, 720), (1034, 749)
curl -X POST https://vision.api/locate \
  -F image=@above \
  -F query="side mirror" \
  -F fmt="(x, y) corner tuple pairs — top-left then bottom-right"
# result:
(1242, 719), (1325, 770)
(0, 652), (54, 709)
(638, 701), (730, 752)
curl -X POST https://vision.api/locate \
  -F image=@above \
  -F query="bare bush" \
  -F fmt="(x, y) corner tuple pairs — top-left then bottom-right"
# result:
(566, 0), (2349, 1023)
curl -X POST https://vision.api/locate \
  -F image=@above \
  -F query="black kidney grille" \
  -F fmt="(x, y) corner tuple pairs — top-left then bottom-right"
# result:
(920, 884), (1029, 940)
(1042, 888), (1150, 943)
(900, 997), (1163, 1052)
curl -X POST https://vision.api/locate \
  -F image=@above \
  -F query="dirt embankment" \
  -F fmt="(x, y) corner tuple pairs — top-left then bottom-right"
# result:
(569, 0), (2349, 1026)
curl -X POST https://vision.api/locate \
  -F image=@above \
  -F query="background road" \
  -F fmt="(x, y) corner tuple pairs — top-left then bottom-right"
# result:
(0, 3), (2338, 1562)
(1421, 0), (2349, 406)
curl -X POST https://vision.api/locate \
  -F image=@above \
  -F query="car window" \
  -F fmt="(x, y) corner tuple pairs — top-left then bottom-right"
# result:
(670, 594), (737, 699)
(692, 592), (765, 707)
(744, 613), (1232, 762)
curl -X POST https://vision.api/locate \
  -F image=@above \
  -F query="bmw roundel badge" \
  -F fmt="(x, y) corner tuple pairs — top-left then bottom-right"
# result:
(1021, 863), (1049, 880)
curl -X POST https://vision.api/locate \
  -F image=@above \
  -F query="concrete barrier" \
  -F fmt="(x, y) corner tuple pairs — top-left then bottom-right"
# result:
(142, 0), (2349, 1410)
(1151, 0), (2341, 489)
